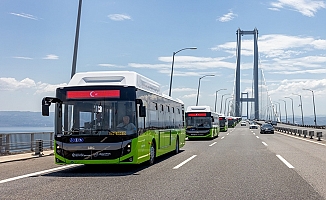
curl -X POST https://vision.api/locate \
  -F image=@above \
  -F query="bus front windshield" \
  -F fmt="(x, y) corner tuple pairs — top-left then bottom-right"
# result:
(186, 117), (211, 128)
(59, 100), (137, 136)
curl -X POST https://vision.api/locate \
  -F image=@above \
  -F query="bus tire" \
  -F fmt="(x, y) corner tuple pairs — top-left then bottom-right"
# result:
(149, 141), (156, 165)
(175, 137), (180, 154)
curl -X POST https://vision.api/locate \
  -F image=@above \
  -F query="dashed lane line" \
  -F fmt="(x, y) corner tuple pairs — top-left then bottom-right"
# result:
(209, 142), (217, 147)
(0, 165), (79, 184)
(276, 155), (294, 168)
(173, 155), (197, 169)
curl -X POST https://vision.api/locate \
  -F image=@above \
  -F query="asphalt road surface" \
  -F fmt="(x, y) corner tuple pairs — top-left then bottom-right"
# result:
(1, 122), (325, 200)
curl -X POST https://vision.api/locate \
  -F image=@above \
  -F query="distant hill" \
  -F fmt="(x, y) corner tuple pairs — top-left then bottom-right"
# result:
(0, 111), (54, 127)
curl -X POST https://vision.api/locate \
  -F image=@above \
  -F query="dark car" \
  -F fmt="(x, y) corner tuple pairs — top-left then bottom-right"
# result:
(260, 123), (274, 134)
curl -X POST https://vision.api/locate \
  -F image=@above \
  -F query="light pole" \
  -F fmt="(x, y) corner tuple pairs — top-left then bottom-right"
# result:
(215, 89), (227, 112)
(274, 101), (281, 122)
(196, 74), (215, 106)
(292, 93), (304, 125)
(220, 93), (231, 114)
(279, 99), (288, 123)
(303, 88), (317, 126)
(285, 97), (295, 124)
(224, 96), (233, 115)
(227, 99), (233, 116)
(169, 47), (197, 96)
(71, 0), (83, 79)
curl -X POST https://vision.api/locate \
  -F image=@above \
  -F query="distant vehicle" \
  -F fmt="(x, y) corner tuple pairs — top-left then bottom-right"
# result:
(249, 123), (259, 129)
(260, 123), (274, 134)
(271, 121), (277, 126)
(185, 106), (219, 139)
(227, 117), (238, 128)
(240, 121), (246, 126)
(219, 115), (228, 131)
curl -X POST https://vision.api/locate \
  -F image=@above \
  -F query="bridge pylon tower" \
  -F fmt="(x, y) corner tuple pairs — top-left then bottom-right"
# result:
(234, 28), (259, 119)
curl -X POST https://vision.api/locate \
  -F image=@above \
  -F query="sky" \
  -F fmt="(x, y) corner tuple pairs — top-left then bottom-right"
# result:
(0, 0), (326, 120)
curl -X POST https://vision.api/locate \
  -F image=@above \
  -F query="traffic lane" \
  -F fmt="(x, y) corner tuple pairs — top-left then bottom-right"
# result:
(1, 126), (322, 199)
(197, 125), (323, 199)
(0, 131), (230, 198)
(0, 139), (227, 199)
(259, 131), (326, 199)
(2, 125), (320, 200)
(0, 156), (57, 181)
(0, 129), (230, 182)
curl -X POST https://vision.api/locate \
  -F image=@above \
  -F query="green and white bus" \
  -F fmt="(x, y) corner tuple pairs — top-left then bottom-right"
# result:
(42, 71), (186, 165)
(185, 106), (219, 139)
(219, 114), (228, 132)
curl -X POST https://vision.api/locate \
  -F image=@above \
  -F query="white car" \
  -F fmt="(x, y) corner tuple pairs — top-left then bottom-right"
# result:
(249, 124), (259, 129)
(240, 121), (246, 126)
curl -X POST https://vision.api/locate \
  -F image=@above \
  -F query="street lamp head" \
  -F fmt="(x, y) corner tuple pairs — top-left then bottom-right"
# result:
(303, 88), (313, 92)
(200, 74), (215, 79)
(292, 93), (301, 97)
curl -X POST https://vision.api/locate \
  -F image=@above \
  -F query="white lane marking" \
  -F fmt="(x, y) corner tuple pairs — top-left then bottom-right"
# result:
(227, 133), (230, 135)
(0, 165), (78, 184)
(276, 155), (294, 168)
(262, 142), (268, 146)
(277, 132), (326, 146)
(256, 136), (260, 139)
(209, 142), (217, 147)
(253, 133), (256, 135)
(173, 155), (197, 169)
(221, 136), (225, 140)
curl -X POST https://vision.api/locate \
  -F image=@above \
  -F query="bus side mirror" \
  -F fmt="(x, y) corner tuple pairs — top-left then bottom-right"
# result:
(139, 106), (146, 117)
(211, 116), (214, 122)
(42, 98), (50, 116)
(41, 97), (61, 116)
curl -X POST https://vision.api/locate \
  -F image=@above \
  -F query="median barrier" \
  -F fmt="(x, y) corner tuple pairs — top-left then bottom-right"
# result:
(303, 130), (307, 138)
(316, 132), (322, 141)
(298, 129), (302, 137)
(309, 131), (314, 139)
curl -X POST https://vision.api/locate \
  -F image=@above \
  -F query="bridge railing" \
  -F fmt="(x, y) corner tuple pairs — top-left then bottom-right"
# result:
(280, 122), (325, 129)
(0, 132), (54, 155)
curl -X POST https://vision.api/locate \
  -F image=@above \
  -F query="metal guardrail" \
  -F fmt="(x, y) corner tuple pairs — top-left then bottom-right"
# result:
(0, 132), (54, 155)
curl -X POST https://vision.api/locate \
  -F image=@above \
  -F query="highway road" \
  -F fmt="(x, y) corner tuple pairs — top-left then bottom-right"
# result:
(0, 123), (325, 199)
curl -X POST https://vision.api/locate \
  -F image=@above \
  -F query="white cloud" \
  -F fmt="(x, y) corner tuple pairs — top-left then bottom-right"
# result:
(10, 12), (39, 20)
(12, 56), (33, 60)
(212, 34), (326, 73)
(270, 0), (326, 17)
(0, 77), (36, 90)
(43, 54), (59, 60)
(108, 14), (131, 21)
(98, 64), (116, 67)
(269, 78), (326, 97)
(35, 82), (67, 94)
(217, 11), (238, 22)
(0, 77), (67, 94)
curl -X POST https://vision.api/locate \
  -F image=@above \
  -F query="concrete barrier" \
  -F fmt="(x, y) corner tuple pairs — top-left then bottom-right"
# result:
(309, 131), (314, 139)
(298, 129), (302, 137)
(303, 130), (307, 138)
(316, 132), (322, 141)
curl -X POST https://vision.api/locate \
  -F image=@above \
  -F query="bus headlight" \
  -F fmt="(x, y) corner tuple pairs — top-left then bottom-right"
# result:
(122, 142), (132, 156)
